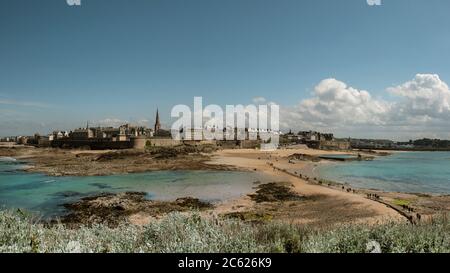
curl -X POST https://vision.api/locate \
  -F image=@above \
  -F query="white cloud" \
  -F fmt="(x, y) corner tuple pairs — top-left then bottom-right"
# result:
(387, 74), (450, 118)
(96, 118), (151, 127)
(0, 98), (52, 108)
(297, 78), (390, 126)
(97, 118), (128, 127)
(280, 78), (391, 133)
(135, 119), (150, 126)
(281, 74), (450, 139)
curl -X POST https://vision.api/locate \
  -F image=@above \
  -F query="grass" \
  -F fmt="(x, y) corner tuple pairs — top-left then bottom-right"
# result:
(0, 210), (449, 253)
(393, 199), (411, 207)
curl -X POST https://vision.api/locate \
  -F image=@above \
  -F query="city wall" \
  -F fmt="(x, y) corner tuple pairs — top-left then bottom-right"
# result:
(51, 139), (133, 150)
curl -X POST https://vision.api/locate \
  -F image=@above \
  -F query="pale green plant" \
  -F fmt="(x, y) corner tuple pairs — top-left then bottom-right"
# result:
(0, 210), (448, 253)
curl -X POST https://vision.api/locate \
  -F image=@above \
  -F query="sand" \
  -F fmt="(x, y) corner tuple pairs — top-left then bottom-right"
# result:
(209, 148), (405, 226)
(4, 145), (445, 227)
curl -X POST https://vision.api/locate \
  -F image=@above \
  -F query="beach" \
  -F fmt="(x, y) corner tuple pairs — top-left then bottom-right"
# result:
(1, 145), (449, 227)
(210, 148), (450, 224)
(209, 148), (405, 226)
(0, 145), (234, 176)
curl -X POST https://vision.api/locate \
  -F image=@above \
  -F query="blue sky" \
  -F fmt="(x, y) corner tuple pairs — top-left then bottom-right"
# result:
(1, 0), (450, 139)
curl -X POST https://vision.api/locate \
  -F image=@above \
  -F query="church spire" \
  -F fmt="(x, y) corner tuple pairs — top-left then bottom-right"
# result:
(154, 108), (161, 133)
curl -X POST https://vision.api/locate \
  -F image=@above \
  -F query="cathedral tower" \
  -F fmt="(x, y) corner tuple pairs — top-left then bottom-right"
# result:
(154, 108), (161, 133)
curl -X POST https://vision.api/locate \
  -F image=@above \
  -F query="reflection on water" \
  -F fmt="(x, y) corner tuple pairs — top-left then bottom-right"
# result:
(0, 158), (266, 217)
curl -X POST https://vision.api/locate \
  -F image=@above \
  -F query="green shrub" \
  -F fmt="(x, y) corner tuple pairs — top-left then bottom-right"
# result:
(0, 210), (448, 253)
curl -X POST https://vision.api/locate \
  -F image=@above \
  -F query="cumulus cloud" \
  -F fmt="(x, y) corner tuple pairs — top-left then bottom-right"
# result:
(281, 74), (450, 139)
(297, 79), (390, 126)
(388, 74), (450, 118)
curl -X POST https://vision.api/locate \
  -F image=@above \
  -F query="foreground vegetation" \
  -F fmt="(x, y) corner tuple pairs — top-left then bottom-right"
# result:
(0, 210), (448, 253)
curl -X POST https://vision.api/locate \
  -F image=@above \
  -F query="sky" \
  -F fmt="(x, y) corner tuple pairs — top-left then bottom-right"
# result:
(1, 0), (450, 140)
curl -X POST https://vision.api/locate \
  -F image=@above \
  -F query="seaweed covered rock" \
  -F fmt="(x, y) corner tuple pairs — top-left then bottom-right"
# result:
(248, 183), (304, 203)
(62, 192), (213, 227)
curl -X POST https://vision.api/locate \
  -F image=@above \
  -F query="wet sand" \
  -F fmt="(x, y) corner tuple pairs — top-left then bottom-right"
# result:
(0, 146), (233, 176)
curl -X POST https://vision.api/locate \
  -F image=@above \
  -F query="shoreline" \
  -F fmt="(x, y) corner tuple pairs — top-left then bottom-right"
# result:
(0, 146), (236, 177)
(208, 149), (405, 225)
(1, 146), (450, 227)
(207, 149), (450, 224)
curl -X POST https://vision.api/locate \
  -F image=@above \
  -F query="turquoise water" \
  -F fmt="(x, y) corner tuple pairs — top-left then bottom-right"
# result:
(316, 152), (450, 194)
(0, 157), (264, 217)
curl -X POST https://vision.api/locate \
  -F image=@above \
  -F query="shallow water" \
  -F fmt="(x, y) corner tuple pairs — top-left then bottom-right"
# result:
(0, 157), (266, 217)
(319, 154), (358, 159)
(316, 151), (450, 194)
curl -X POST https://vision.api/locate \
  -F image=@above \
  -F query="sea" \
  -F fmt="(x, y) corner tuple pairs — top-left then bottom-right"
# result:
(316, 151), (450, 194)
(0, 157), (265, 217)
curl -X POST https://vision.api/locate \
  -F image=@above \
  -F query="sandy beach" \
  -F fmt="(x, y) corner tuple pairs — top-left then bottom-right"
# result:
(2, 145), (449, 227)
(209, 148), (405, 226)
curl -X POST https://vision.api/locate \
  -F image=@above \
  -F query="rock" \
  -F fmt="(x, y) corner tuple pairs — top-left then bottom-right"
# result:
(61, 192), (213, 227)
(248, 183), (304, 203)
